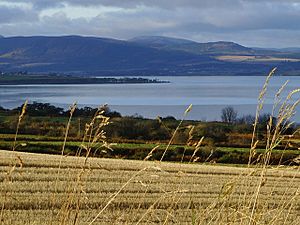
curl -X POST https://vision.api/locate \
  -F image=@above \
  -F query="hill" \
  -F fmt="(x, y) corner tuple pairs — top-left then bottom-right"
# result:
(0, 35), (215, 74)
(129, 36), (254, 55)
(129, 36), (196, 47)
(0, 35), (299, 75)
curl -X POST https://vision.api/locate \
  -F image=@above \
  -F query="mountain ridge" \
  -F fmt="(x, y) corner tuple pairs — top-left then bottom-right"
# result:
(129, 36), (254, 55)
(0, 35), (214, 74)
(0, 35), (299, 75)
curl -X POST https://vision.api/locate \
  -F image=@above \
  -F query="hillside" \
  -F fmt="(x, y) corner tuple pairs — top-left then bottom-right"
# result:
(129, 36), (254, 55)
(0, 35), (299, 75)
(0, 36), (215, 74)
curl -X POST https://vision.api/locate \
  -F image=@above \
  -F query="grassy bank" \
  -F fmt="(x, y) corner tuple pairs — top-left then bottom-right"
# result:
(0, 136), (299, 165)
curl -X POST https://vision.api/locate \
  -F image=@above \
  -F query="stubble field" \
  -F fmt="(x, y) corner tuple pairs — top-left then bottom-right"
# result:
(0, 150), (299, 225)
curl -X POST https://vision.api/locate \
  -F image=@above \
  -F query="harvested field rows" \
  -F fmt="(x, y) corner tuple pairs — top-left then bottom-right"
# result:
(1, 150), (300, 224)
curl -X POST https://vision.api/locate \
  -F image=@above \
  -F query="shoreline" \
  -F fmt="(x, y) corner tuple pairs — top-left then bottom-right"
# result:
(0, 75), (169, 85)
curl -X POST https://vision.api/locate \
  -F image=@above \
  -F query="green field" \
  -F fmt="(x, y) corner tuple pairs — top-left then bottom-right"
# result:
(0, 134), (299, 165)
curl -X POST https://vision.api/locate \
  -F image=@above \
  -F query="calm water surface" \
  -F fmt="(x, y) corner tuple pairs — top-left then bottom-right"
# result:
(1, 76), (300, 121)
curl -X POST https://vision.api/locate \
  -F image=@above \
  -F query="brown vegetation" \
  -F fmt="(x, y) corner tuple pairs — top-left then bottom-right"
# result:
(0, 150), (300, 224)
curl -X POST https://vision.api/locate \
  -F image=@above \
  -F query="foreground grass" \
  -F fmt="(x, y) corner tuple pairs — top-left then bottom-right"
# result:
(1, 150), (299, 224)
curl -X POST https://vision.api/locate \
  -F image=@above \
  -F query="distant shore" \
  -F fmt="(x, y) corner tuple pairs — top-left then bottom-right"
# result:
(0, 74), (169, 85)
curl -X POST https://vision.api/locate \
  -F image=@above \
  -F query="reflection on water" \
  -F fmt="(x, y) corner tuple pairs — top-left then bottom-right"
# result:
(0, 76), (300, 121)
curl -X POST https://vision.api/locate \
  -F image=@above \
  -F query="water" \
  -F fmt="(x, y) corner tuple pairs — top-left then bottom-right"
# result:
(1, 76), (300, 121)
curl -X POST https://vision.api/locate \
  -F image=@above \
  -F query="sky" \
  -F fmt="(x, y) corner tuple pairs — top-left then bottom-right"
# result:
(0, 0), (300, 48)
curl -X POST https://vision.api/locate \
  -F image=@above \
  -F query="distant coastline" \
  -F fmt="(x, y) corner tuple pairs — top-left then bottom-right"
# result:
(0, 74), (169, 85)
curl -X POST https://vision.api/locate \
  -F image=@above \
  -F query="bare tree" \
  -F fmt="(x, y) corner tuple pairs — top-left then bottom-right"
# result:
(237, 114), (255, 125)
(221, 106), (238, 123)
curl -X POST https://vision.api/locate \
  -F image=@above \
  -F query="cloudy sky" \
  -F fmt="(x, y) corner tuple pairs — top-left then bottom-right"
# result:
(0, 0), (300, 48)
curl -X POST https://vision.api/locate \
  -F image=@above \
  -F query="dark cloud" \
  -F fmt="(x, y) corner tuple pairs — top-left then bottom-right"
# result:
(2, 0), (64, 9)
(64, 0), (243, 9)
(5, 0), (300, 9)
(0, 0), (300, 47)
(0, 5), (38, 24)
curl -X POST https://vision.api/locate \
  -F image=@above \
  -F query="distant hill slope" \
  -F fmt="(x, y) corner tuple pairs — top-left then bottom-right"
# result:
(129, 36), (196, 47)
(129, 36), (255, 55)
(0, 35), (215, 74)
(0, 35), (299, 75)
(253, 47), (300, 53)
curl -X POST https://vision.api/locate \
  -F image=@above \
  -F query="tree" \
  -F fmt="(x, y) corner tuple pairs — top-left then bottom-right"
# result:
(221, 106), (238, 123)
(0, 105), (7, 111)
(196, 123), (232, 143)
(14, 102), (64, 117)
(237, 114), (255, 125)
